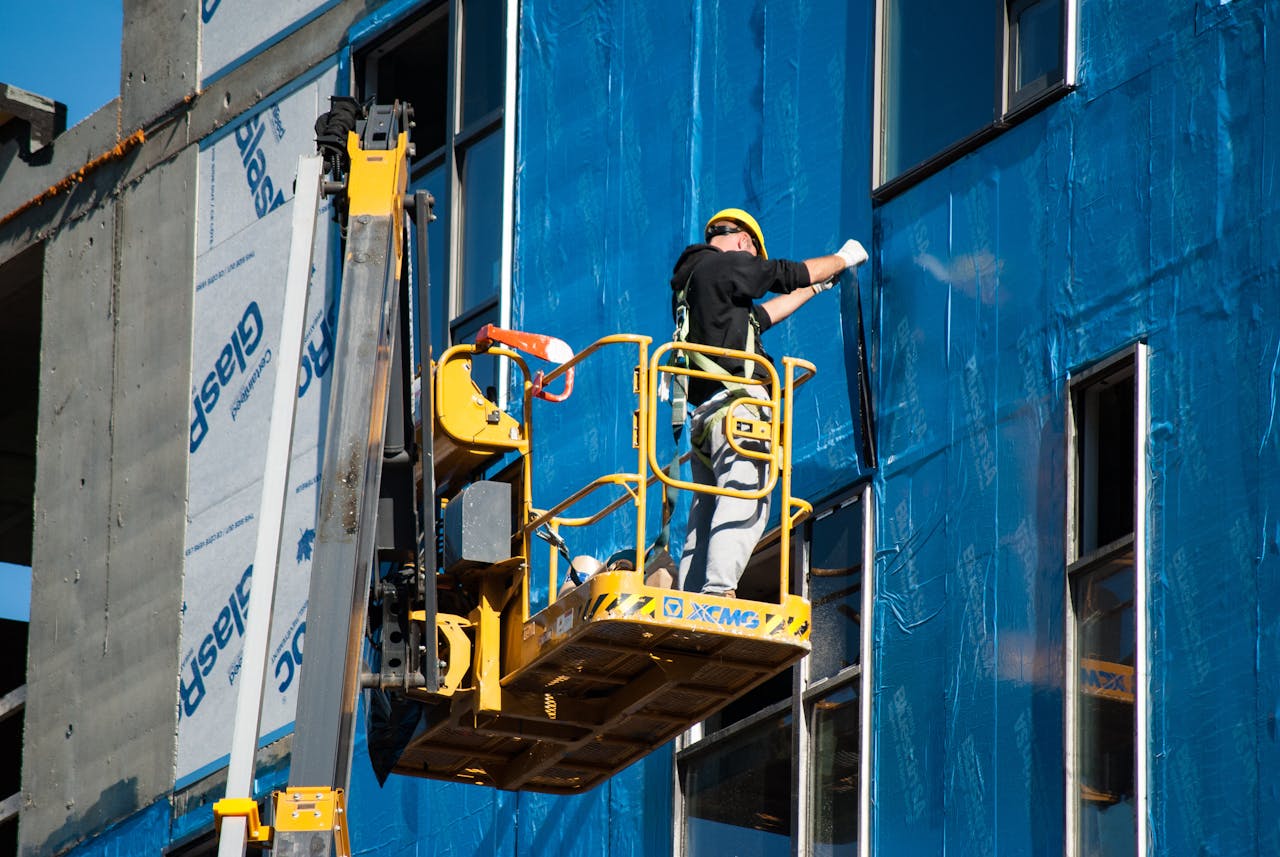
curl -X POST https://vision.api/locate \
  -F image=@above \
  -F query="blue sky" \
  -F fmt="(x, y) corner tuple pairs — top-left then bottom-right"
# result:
(0, 563), (31, 623)
(0, 2), (123, 128)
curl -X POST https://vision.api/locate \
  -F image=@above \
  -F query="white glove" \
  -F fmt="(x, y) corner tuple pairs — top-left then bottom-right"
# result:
(810, 277), (837, 295)
(836, 239), (868, 270)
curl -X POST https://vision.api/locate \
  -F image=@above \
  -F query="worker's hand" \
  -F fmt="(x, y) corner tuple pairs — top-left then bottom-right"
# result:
(836, 239), (868, 270)
(810, 277), (837, 295)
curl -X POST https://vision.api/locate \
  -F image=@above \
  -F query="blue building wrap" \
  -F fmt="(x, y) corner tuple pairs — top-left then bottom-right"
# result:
(516, 0), (876, 575)
(63, 0), (1280, 854)
(872, 1), (1280, 854)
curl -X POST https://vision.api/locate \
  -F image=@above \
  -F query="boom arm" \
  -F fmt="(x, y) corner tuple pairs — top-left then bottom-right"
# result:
(215, 101), (426, 857)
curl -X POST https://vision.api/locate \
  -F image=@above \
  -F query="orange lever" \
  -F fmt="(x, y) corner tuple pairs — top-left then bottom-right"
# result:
(475, 324), (574, 402)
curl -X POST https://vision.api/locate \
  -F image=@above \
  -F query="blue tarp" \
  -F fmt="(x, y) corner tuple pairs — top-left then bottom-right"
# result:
(517, 0), (875, 587)
(874, 3), (1279, 854)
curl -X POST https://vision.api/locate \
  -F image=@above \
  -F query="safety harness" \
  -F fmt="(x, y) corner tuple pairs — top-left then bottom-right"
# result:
(651, 268), (769, 556)
(668, 270), (767, 456)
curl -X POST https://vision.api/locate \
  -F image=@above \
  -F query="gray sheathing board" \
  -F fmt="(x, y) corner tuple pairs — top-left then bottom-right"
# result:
(23, 149), (195, 857)
(200, 0), (336, 85)
(177, 64), (340, 786)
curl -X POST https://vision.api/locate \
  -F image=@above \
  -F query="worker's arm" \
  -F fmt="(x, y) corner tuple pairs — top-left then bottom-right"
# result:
(802, 254), (848, 285)
(803, 240), (868, 284)
(760, 286), (818, 325)
(765, 240), (868, 324)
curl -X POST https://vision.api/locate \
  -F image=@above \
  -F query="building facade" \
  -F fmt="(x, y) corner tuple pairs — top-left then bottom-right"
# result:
(1, 0), (1276, 855)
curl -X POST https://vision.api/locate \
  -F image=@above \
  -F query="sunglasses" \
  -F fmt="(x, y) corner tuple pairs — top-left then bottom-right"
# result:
(705, 224), (760, 252)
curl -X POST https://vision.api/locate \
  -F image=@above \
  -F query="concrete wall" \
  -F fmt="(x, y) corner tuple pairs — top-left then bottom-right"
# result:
(5, 4), (200, 850)
(119, 0), (198, 132)
(23, 150), (195, 856)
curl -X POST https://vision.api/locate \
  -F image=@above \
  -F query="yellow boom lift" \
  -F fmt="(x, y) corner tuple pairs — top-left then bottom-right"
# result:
(215, 101), (817, 854)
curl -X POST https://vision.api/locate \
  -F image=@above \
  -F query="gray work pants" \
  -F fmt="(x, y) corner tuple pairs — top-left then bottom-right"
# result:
(678, 393), (771, 595)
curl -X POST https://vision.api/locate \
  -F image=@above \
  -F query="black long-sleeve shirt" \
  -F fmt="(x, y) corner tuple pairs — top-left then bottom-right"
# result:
(670, 244), (811, 405)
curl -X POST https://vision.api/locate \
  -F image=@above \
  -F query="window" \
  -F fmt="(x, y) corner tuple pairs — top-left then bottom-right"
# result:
(808, 496), (865, 682)
(802, 489), (870, 856)
(676, 485), (873, 856)
(680, 706), (794, 856)
(1008, 0), (1065, 107)
(874, 0), (1076, 195)
(357, 0), (512, 399)
(809, 682), (859, 857)
(1066, 347), (1146, 857)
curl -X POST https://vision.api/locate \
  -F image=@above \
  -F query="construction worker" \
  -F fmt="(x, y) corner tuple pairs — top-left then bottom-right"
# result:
(671, 208), (867, 597)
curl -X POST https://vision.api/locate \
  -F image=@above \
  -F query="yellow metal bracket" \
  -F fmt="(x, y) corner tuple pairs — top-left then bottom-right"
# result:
(212, 797), (272, 848)
(273, 788), (351, 856)
(435, 349), (526, 450)
(344, 129), (408, 218)
(410, 610), (474, 695)
(725, 413), (772, 450)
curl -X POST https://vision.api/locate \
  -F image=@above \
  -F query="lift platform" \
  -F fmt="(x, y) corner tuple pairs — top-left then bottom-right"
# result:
(394, 575), (810, 792)
(381, 335), (816, 792)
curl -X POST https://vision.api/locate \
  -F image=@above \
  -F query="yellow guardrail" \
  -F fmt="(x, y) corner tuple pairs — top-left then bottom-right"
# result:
(647, 342), (783, 499)
(647, 342), (815, 601)
(436, 334), (816, 617)
(778, 356), (815, 599)
(524, 335), (653, 607)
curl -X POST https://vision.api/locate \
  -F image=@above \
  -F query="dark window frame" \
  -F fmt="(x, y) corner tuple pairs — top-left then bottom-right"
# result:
(355, 0), (512, 399)
(674, 481), (874, 857)
(872, 0), (1077, 201)
(1064, 344), (1146, 857)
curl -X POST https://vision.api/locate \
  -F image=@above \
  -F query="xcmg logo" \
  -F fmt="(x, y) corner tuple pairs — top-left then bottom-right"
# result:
(664, 597), (761, 630)
(234, 112), (286, 219)
(190, 301), (266, 453)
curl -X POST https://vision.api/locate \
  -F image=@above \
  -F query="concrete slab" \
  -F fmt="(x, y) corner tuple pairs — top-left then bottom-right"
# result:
(0, 83), (66, 153)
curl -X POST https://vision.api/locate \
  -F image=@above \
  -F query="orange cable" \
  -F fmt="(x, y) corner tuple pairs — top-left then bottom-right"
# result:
(1, 129), (147, 228)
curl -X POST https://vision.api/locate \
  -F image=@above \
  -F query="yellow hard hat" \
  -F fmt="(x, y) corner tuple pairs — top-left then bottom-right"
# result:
(704, 208), (767, 259)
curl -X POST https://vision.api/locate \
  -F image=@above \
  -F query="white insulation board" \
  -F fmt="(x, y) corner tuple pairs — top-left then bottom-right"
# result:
(200, 0), (335, 84)
(178, 65), (339, 786)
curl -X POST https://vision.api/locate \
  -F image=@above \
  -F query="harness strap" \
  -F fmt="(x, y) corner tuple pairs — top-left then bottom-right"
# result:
(672, 275), (762, 386)
(649, 455), (683, 552)
(652, 265), (766, 549)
